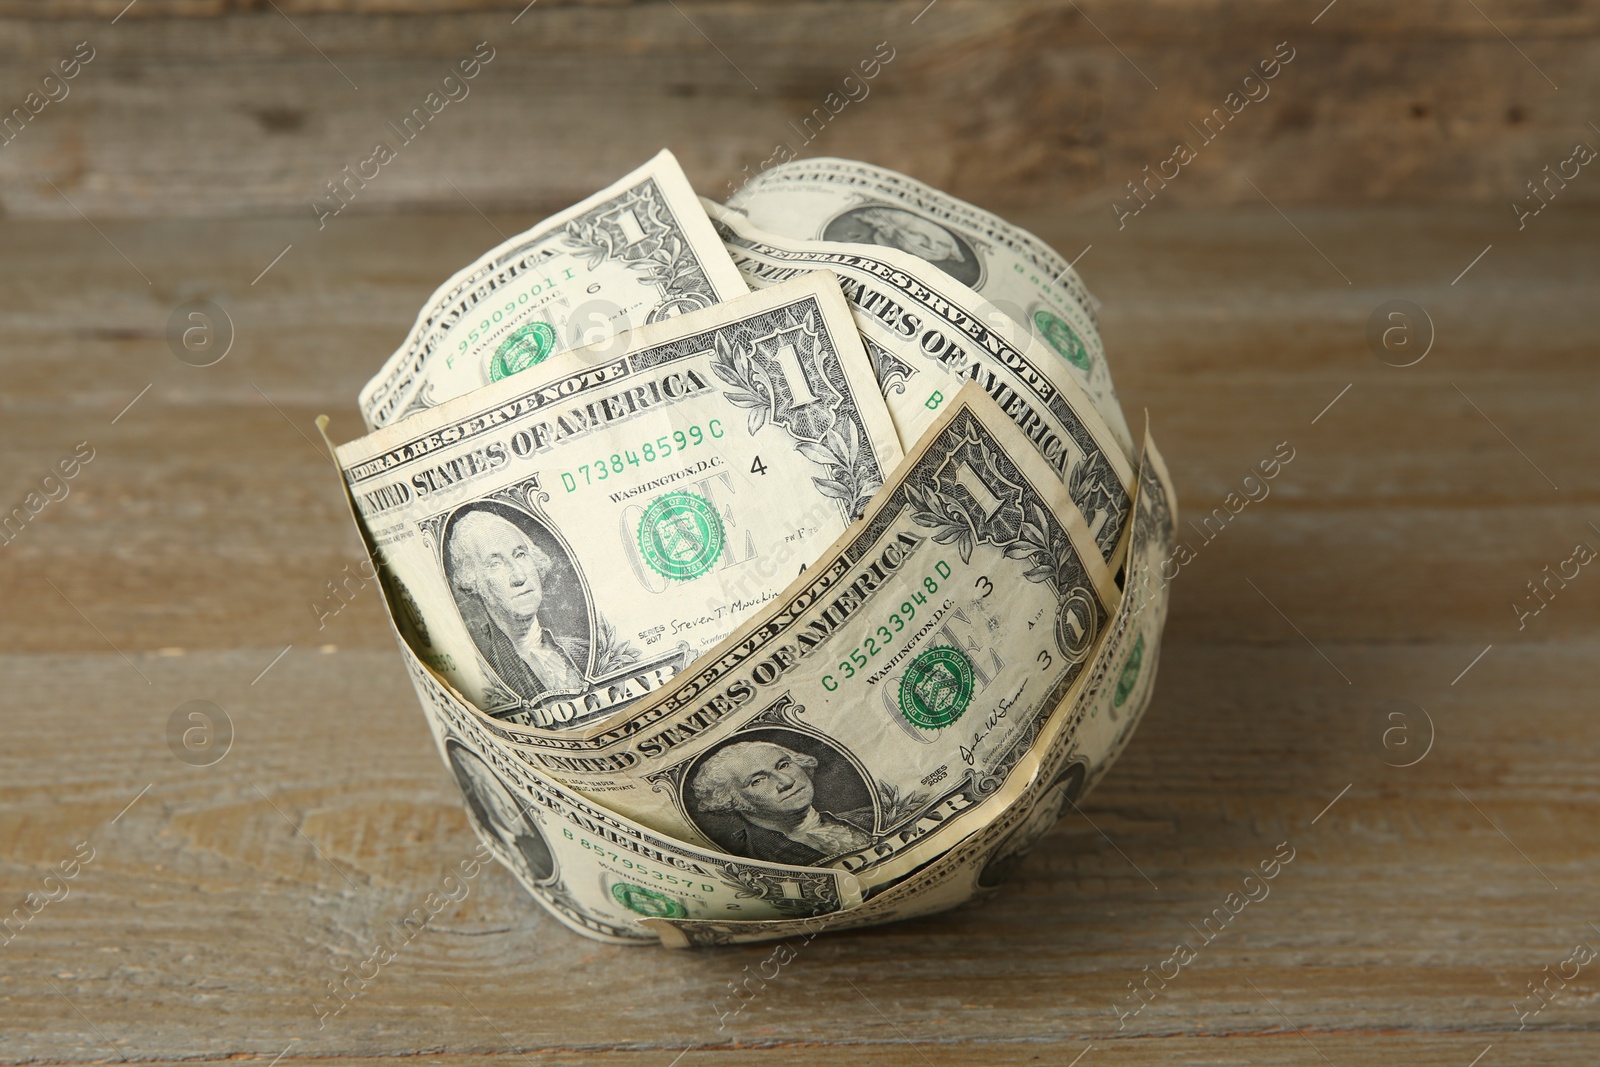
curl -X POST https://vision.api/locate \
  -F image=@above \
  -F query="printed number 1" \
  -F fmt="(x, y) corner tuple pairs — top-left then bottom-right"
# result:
(772, 343), (819, 406)
(954, 462), (1004, 520)
(613, 207), (647, 245)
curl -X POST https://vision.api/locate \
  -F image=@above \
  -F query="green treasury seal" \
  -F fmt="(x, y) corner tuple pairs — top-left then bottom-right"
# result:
(637, 491), (725, 581)
(1032, 309), (1092, 372)
(489, 321), (558, 381)
(898, 646), (976, 729)
(1112, 632), (1145, 709)
(610, 882), (688, 919)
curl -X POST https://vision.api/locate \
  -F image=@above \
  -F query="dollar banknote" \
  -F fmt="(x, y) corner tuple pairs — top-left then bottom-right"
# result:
(706, 201), (1134, 569)
(486, 383), (1122, 891)
(1052, 428), (1176, 801)
(727, 157), (1133, 458)
(641, 430), (1177, 947)
(358, 149), (749, 430)
(406, 595), (865, 943)
(335, 273), (904, 732)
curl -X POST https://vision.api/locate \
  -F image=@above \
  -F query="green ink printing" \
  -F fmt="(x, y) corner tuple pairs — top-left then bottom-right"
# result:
(637, 491), (725, 581)
(898, 645), (976, 730)
(489, 321), (558, 381)
(1033, 309), (1092, 372)
(1112, 631), (1145, 708)
(611, 882), (688, 919)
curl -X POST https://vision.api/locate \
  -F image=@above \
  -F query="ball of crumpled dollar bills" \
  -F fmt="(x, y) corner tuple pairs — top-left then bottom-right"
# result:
(324, 150), (1176, 946)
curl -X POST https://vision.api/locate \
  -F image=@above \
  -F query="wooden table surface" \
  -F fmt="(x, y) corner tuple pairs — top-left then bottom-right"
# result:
(3, 199), (1596, 1065)
(4, 8), (1600, 1061)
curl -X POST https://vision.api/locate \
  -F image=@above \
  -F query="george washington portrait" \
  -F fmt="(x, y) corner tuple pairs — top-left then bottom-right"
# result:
(442, 503), (591, 703)
(683, 729), (876, 866)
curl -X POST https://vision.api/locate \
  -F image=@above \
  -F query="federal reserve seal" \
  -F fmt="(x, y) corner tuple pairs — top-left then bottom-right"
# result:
(1112, 632), (1146, 709)
(637, 491), (724, 581)
(897, 646), (976, 729)
(610, 882), (687, 919)
(488, 321), (558, 381)
(1032, 310), (1092, 372)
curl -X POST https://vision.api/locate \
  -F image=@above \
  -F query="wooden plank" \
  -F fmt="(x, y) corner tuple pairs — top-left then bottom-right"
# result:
(0, 2), (1596, 219)
(8, 0), (1600, 33)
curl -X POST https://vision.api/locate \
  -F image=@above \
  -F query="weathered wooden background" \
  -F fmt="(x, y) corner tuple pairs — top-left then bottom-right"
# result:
(1, 0), (1598, 220)
(2, 2), (1598, 1064)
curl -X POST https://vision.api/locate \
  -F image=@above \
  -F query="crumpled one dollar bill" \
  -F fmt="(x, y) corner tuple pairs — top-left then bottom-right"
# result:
(325, 150), (1175, 946)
